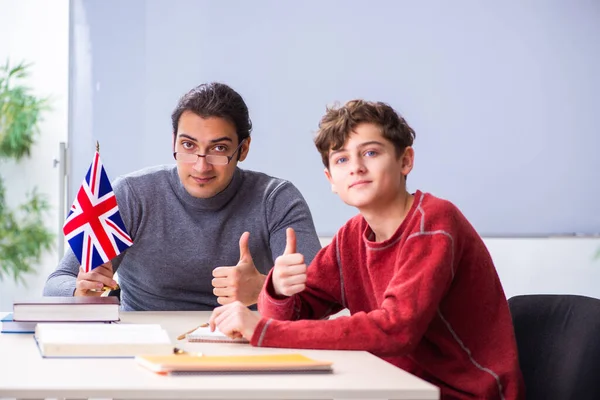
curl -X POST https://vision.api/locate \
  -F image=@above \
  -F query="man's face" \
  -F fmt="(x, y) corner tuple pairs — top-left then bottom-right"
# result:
(174, 110), (250, 198)
(325, 122), (413, 210)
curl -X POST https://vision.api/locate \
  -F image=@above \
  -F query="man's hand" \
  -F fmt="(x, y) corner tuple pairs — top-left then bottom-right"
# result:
(212, 232), (266, 306)
(74, 262), (118, 297)
(208, 301), (261, 341)
(273, 227), (307, 297)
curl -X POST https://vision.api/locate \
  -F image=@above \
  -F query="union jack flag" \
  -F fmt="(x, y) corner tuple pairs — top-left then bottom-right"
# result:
(63, 151), (133, 273)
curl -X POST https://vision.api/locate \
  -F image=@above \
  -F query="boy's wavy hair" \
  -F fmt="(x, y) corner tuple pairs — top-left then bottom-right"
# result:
(314, 100), (415, 169)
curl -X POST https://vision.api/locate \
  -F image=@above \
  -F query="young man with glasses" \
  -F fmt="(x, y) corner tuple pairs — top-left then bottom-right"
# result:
(44, 83), (322, 311)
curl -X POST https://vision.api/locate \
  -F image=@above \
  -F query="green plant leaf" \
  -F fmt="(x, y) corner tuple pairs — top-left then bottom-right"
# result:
(0, 183), (55, 284)
(0, 59), (55, 282)
(0, 60), (50, 161)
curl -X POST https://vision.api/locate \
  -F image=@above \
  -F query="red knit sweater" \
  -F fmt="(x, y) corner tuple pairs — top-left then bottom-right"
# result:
(253, 190), (525, 399)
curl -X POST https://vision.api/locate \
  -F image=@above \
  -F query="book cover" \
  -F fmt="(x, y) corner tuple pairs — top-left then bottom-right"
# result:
(1, 313), (114, 334)
(35, 323), (173, 358)
(136, 353), (333, 374)
(1, 313), (35, 333)
(13, 296), (119, 306)
(13, 296), (120, 322)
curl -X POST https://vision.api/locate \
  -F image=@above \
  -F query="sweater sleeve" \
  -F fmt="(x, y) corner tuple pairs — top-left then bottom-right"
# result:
(42, 176), (139, 296)
(258, 236), (345, 321)
(265, 181), (321, 265)
(252, 230), (455, 357)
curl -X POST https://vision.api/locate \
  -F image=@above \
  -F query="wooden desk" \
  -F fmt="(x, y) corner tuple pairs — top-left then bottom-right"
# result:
(0, 311), (439, 400)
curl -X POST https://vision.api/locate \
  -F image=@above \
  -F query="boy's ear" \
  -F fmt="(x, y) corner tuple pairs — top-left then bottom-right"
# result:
(400, 146), (415, 176)
(324, 168), (337, 193)
(238, 137), (251, 162)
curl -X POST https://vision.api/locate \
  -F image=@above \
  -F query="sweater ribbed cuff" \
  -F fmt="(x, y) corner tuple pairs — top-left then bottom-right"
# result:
(250, 317), (273, 347)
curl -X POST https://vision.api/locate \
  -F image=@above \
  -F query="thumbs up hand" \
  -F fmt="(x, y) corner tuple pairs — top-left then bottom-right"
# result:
(212, 232), (266, 306)
(272, 227), (307, 297)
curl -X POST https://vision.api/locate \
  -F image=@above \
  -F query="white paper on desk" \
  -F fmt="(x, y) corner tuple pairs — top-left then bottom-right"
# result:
(186, 326), (249, 343)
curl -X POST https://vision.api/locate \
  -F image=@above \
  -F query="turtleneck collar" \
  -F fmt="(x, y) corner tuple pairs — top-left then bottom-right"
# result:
(169, 166), (244, 211)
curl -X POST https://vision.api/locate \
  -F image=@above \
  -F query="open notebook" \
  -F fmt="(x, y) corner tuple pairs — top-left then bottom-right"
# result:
(136, 353), (333, 374)
(185, 325), (249, 343)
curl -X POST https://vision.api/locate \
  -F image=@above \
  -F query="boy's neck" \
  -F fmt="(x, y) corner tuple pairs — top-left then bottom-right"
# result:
(360, 190), (414, 242)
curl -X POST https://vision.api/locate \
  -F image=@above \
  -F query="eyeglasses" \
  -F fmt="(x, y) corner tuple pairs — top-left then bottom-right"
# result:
(173, 139), (246, 166)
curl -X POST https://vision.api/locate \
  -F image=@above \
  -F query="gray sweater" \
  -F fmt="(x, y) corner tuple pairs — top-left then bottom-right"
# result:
(44, 166), (321, 311)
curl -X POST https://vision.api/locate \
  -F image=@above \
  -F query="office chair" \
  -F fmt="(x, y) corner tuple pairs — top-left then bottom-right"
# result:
(508, 294), (600, 400)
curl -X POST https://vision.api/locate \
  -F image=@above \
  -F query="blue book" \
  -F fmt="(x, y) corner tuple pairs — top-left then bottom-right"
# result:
(1, 313), (35, 333)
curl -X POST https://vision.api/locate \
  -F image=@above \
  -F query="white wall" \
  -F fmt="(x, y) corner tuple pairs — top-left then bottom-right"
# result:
(485, 237), (600, 299)
(0, 0), (69, 311)
(320, 237), (600, 301)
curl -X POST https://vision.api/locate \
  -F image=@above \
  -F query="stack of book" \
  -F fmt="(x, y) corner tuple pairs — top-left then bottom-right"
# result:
(1, 296), (120, 333)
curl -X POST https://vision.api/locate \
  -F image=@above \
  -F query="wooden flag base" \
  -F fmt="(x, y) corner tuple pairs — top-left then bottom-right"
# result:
(89, 283), (120, 293)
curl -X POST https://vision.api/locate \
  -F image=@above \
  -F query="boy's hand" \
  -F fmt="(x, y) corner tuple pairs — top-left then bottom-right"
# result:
(272, 227), (307, 297)
(208, 301), (260, 340)
(212, 232), (266, 306)
(74, 262), (118, 296)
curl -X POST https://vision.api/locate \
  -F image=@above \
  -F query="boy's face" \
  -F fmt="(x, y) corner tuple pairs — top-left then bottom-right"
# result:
(325, 122), (414, 210)
(174, 111), (250, 198)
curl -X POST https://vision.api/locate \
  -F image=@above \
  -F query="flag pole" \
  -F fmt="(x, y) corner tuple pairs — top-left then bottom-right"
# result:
(92, 140), (120, 294)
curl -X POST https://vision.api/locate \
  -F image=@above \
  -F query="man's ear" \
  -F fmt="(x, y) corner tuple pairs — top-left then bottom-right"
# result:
(324, 168), (337, 193)
(238, 137), (252, 162)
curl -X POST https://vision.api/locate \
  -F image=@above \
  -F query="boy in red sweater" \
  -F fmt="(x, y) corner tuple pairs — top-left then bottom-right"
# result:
(209, 100), (525, 399)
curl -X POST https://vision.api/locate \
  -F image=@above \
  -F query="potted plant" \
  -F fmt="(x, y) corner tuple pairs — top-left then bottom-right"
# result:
(0, 60), (54, 282)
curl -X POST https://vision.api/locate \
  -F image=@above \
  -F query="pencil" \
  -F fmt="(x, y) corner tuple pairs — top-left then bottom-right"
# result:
(177, 323), (209, 340)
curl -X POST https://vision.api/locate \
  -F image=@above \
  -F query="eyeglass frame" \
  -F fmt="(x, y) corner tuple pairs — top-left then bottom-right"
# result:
(173, 138), (247, 166)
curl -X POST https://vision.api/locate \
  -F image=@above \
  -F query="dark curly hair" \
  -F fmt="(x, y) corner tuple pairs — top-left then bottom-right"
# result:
(171, 82), (252, 148)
